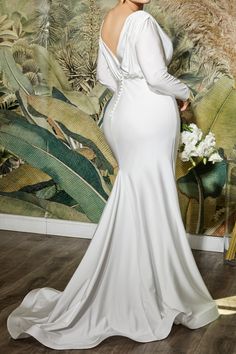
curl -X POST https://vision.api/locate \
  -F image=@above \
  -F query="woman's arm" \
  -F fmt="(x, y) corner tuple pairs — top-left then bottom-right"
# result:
(135, 17), (190, 101)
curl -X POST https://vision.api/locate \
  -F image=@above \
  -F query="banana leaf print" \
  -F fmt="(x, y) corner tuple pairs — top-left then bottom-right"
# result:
(26, 94), (117, 174)
(193, 76), (236, 157)
(0, 191), (90, 221)
(0, 0), (235, 232)
(175, 76), (236, 234)
(177, 150), (227, 200)
(0, 110), (109, 223)
(0, 47), (34, 94)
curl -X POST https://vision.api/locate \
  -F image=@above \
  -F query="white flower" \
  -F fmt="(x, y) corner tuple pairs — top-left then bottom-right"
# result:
(179, 123), (222, 166)
(204, 131), (216, 147)
(180, 150), (190, 161)
(195, 132), (216, 157)
(180, 124), (203, 146)
(189, 123), (202, 134)
(208, 152), (223, 164)
(180, 143), (199, 161)
(196, 141), (213, 157)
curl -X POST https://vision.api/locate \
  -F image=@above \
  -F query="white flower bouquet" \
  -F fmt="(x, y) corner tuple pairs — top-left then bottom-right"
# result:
(178, 122), (223, 169)
(177, 122), (224, 235)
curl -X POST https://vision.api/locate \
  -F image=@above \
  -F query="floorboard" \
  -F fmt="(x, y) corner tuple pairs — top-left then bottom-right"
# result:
(0, 230), (235, 354)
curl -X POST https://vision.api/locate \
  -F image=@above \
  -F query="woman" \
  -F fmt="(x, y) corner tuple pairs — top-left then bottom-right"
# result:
(7, 0), (220, 350)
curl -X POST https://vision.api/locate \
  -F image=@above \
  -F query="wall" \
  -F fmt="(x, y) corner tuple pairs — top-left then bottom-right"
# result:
(0, 0), (235, 237)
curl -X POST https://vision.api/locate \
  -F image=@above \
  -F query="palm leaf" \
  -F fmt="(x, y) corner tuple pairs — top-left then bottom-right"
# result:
(52, 86), (100, 115)
(193, 76), (236, 157)
(32, 44), (72, 92)
(177, 149), (227, 200)
(0, 47), (33, 94)
(0, 194), (50, 217)
(0, 163), (51, 192)
(0, 110), (108, 222)
(0, 191), (90, 221)
(27, 94), (117, 173)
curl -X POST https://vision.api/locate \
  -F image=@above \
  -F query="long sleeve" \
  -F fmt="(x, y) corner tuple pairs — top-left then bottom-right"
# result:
(96, 44), (118, 93)
(135, 18), (190, 101)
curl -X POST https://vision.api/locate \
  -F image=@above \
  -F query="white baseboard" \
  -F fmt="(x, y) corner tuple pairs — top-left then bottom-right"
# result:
(187, 234), (223, 253)
(0, 213), (97, 238)
(0, 213), (224, 252)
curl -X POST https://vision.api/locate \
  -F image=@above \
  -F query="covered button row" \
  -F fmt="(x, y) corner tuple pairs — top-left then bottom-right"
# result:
(109, 76), (125, 117)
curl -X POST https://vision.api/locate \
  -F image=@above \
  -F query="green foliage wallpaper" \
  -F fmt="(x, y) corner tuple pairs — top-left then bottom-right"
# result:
(0, 0), (235, 236)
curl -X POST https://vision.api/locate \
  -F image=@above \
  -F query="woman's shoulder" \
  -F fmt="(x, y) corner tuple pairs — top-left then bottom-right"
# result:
(132, 10), (157, 28)
(132, 12), (162, 35)
(133, 10), (152, 21)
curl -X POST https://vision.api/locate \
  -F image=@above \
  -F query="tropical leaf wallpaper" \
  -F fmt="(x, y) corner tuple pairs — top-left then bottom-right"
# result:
(0, 0), (235, 237)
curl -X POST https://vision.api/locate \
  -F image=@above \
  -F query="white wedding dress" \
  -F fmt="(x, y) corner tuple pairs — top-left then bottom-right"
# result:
(7, 10), (220, 350)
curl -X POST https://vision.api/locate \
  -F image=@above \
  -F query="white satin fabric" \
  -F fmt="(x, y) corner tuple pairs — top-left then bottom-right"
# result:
(7, 10), (220, 349)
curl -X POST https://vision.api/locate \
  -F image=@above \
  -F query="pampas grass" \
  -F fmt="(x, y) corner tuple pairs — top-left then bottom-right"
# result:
(213, 0), (236, 18)
(151, 0), (236, 79)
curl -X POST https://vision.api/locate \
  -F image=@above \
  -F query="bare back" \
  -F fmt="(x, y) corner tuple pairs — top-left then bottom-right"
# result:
(100, 8), (135, 58)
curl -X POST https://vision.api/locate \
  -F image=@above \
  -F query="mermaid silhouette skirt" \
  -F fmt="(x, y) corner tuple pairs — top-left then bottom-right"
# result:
(7, 10), (220, 350)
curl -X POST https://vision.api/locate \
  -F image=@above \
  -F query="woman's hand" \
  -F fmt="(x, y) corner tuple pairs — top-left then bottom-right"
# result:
(176, 98), (190, 112)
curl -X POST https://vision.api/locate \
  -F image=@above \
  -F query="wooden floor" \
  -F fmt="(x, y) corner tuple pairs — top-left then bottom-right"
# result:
(0, 230), (235, 354)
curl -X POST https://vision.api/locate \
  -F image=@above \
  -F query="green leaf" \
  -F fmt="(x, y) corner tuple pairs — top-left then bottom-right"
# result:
(48, 190), (84, 212)
(0, 194), (49, 217)
(19, 179), (84, 212)
(177, 148), (227, 200)
(35, 184), (59, 199)
(27, 94), (117, 174)
(32, 44), (72, 92)
(0, 163), (50, 192)
(193, 76), (236, 157)
(52, 87), (100, 116)
(0, 47), (33, 94)
(0, 29), (18, 40)
(0, 110), (109, 222)
(0, 191), (90, 221)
